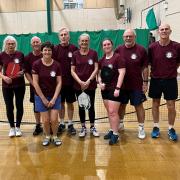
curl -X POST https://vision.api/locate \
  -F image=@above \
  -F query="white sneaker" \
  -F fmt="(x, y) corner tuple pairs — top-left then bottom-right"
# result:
(119, 123), (125, 131)
(90, 126), (99, 137)
(79, 127), (87, 137)
(9, 128), (16, 137)
(15, 127), (22, 137)
(138, 126), (146, 139)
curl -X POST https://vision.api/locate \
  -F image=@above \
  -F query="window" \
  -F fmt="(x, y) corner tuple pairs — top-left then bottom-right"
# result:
(63, 0), (83, 9)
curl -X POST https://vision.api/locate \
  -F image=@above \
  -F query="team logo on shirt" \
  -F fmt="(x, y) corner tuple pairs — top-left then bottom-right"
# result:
(131, 53), (137, 60)
(88, 59), (93, 65)
(166, 51), (173, 59)
(14, 58), (19, 64)
(50, 71), (56, 77)
(68, 52), (72, 58)
(108, 64), (113, 69)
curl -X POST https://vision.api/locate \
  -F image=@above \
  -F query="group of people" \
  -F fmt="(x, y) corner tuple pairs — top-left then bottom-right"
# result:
(0, 23), (179, 146)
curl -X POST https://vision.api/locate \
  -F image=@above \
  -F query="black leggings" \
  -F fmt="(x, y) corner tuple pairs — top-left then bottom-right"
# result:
(75, 89), (96, 125)
(2, 86), (25, 128)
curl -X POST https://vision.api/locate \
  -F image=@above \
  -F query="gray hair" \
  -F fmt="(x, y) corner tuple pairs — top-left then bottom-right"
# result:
(79, 33), (90, 41)
(59, 27), (70, 35)
(2, 35), (17, 51)
(31, 36), (41, 44)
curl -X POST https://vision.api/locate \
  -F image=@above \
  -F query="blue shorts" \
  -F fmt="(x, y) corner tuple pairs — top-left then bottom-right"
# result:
(119, 89), (146, 106)
(35, 95), (61, 112)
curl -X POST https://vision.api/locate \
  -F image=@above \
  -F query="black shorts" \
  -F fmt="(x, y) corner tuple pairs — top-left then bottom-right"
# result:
(30, 90), (39, 113)
(148, 78), (178, 100)
(60, 86), (76, 103)
(119, 89), (146, 106)
(101, 89), (121, 102)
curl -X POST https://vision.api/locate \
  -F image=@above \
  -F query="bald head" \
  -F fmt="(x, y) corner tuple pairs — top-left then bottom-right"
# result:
(158, 23), (172, 41)
(123, 29), (136, 48)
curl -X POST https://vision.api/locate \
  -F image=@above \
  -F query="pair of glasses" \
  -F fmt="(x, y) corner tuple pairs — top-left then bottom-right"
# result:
(103, 43), (111, 46)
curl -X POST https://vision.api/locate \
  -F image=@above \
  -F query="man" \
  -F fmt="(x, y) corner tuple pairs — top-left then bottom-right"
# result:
(148, 24), (180, 141)
(115, 29), (149, 139)
(53, 27), (78, 135)
(24, 36), (43, 135)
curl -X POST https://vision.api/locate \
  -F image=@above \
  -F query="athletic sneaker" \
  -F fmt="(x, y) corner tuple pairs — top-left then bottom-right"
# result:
(67, 124), (76, 135)
(15, 127), (22, 137)
(104, 130), (113, 140)
(58, 123), (66, 134)
(168, 128), (178, 141)
(9, 128), (16, 137)
(138, 126), (146, 139)
(109, 134), (119, 145)
(151, 127), (160, 138)
(119, 123), (125, 131)
(33, 124), (43, 136)
(90, 126), (99, 137)
(79, 127), (87, 137)
(52, 137), (62, 146)
(42, 137), (51, 146)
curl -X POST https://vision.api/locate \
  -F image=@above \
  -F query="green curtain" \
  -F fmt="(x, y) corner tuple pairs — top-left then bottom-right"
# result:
(0, 29), (149, 58)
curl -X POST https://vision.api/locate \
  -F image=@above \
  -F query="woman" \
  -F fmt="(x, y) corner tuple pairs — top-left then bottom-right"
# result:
(32, 42), (62, 146)
(71, 33), (99, 138)
(98, 39), (126, 145)
(0, 36), (25, 137)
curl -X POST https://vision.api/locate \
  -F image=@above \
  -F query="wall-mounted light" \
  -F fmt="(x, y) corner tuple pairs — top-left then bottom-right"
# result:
(164, 1), (168, 10)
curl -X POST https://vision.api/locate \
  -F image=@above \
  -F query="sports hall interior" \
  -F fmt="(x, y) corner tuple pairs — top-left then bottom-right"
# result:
(0, 0), (180, 179)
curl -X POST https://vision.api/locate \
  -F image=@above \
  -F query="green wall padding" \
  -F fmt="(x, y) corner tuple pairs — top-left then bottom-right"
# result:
(0, 29), (149, 58)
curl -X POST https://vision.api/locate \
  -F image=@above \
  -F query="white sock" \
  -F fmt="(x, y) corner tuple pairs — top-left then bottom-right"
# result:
(139, 123), (144, 128)
(60, 119), (64, 124)
(113, 132), (118, 135)
(168, 125), (173, 130)
(120, 119), (124, 124)
(45, 135), (51, 139)
(154, 123), (159, 128)
(68, 120), (73, 125)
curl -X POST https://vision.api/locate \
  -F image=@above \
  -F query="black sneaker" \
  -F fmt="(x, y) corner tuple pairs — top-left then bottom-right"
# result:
(109, 134), (119, 145)
(68, 124), (76, 135)
(33, 125), (43, 136)
(58, 124), (66, 134)
(104, 130), (113, 140)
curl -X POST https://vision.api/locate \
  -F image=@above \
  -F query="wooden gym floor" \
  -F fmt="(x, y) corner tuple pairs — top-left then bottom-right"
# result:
(0, 119), (180, 180)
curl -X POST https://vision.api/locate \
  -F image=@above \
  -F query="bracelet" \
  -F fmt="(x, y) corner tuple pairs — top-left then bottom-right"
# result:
(115, 87), (120, 90)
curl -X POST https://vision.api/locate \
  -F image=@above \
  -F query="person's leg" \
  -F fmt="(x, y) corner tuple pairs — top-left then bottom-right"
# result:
(151, 98), (161, 138)
(135, 103), (146, 139)
(166, 100), (177, 141)
(76, 90), (86, 137)
(14, 86), (25, 128)
(163, 78), (178, 141)
(118, 104), (127, 131)
(149, 78), (162, 138)
(41, 111), (51, 146)
(108, 100), (120, 145)
(50, 109), (59, 136)
(66, 102), (76, 135)
(2, 87), (15, 137)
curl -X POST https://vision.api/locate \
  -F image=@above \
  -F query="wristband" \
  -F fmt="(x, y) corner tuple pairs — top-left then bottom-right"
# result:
(115, 87), (120, 90)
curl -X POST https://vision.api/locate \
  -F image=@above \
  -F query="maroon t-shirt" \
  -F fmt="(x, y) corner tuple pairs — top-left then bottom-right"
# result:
(71, 49), (98, 90)
(0, 51), (25, 88)
(99, 53), (125, 90)
(32, 59), (61, 97)
(24, 52), (42, 94)
(115, 44), (148, 90)
(53, 44), (78, 86)
(148, 41), (180, 78)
